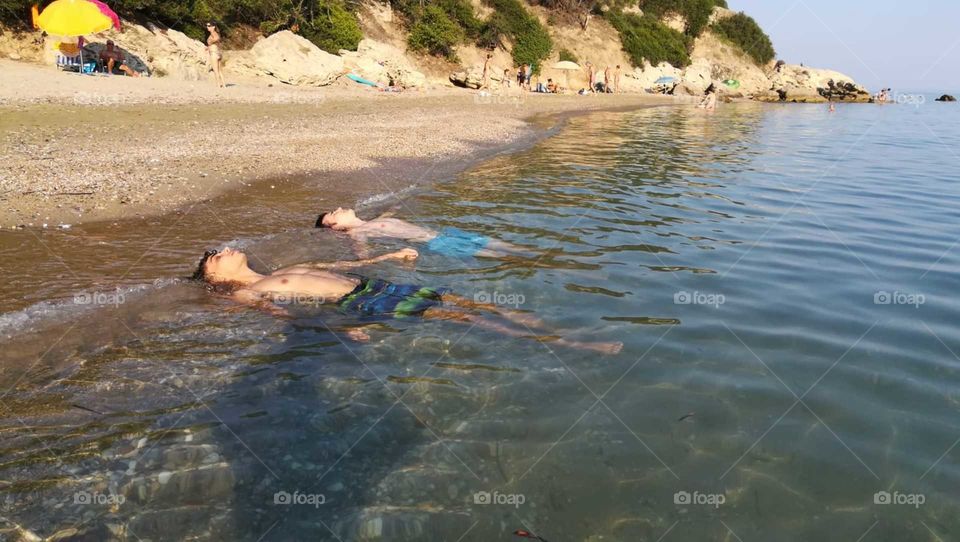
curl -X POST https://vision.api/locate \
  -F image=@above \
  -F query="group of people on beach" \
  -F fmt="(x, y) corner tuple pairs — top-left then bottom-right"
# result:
(479, 53), (622, 95)
(190, 208), (623, 354)
(583, 62), (622, 94)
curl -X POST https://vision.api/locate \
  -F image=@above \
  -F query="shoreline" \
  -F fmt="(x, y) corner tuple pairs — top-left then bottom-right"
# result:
(0, 62), (678, 228)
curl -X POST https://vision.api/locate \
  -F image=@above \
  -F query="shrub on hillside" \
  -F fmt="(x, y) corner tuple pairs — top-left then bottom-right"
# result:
(484, 0), (552, 70)
(1, 0), (362, 53)
(558, 47), (578, 63)
(302, 1), (363, 53)
(407, 5), (465, 60)
(711, 11), (775, 65)
(639, 0), (718, 37)
(606, 10), (691, 67)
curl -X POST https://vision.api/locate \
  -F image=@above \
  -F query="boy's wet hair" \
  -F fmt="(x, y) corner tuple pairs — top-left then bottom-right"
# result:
(315, 213), (329, 228)
(191, 249), (218, 281)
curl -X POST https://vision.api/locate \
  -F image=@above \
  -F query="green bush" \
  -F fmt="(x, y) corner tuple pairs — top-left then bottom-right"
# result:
(558, 47), (578, 63)
(302, 1), (362, 53)
(606, 10), (691, 67)
(638, 0), (718, 37)
(484, 0), (552, 70)
(711, 11), (775, 65)
(2, 0), (362, 53)
(407, 5), (465, 60)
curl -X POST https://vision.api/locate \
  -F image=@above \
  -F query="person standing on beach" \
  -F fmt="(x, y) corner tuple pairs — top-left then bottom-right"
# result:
(603, 66), (613, 93)
(525, 63), (533, 91)
(481, 52), (493, 90)
(517, 65), (526, 90)
(502, 68), (512, 89)
(585, 62), (596, 92)
(614, 65), (622, 93)
(206, 22), (226, 88)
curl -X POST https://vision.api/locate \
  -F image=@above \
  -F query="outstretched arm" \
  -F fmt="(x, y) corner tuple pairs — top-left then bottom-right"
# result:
(302, 248), (419, 270)
(228, 288), (290, 317)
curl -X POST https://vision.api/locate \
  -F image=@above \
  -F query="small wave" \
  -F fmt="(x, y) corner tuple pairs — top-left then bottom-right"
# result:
(355, 184), (419, 210)
(0, 279), (179, 339)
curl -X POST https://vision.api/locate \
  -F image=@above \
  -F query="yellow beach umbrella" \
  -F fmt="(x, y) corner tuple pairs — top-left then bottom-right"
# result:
(36, 0), (118, 37)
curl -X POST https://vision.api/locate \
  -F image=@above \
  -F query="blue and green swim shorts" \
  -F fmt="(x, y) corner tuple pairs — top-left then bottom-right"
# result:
(338, 277), (450, 319)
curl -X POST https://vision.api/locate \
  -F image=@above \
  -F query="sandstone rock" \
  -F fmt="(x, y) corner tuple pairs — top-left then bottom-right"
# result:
(671, 82), (700, 97)
(936, 94), (957, 102)
(341, 39), (427, 88)
(629, 60), (683, 90)
(690, 30), (771, 95)
(449, 69), (483, 89)
(101, 22), (208, 80)
(250, 31), (344, 86)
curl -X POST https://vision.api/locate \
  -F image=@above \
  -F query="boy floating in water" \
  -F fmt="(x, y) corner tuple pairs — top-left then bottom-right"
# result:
(316, 208), (524, 258)
(192, 247), (622, 354)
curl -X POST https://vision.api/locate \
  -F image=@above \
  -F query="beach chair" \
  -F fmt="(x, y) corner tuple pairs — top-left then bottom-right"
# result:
(55, 41), (95, 74)
(56, 51), (83, 72)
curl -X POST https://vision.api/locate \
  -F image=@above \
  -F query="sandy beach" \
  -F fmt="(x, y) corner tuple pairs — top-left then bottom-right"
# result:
(0, 59), (675, 228)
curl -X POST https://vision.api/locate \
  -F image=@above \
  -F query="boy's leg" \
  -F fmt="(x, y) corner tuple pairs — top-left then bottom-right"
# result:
(422, 307), (622, 354)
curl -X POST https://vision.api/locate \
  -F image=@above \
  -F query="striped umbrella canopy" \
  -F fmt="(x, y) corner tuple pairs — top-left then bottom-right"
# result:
(34, 0), (121, 37)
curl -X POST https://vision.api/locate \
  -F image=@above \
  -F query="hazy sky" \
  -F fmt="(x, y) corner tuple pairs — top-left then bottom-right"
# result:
(729, 0), (960, 92)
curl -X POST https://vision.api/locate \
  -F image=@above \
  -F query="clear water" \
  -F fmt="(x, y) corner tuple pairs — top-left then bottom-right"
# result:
(3, 100), (960, 541)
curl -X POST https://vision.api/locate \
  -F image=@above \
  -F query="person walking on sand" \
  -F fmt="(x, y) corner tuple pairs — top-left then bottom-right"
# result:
(585, 62), (596, 93)
(614, 65), (622, 93)
(502, 68), (512, 89)
(525, 63), (533, 90)
(603, 66), (613, 93)
(191, 247), (623, 354)
(206, 22), (226, 88)
(481, 52), (493, 90)
(517, 64), (526, 90)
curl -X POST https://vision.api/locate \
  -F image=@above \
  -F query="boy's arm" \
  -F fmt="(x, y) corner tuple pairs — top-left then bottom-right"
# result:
(301, 248), (419, 270)
(230, 289), (290, 317)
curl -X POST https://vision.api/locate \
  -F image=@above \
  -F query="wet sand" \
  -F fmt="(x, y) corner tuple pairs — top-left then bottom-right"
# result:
(1, 85), (674, 228)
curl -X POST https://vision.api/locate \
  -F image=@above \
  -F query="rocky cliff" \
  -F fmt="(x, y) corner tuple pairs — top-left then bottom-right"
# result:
(0, 1), (869, 101)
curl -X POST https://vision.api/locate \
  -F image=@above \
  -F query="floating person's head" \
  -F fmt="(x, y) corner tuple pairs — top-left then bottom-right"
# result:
(316, 207), (361, 230)
(191, 247), (249, 285)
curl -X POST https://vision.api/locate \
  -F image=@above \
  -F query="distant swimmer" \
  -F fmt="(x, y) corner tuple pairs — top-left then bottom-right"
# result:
(697, 84), (718, 110)
(191, 247), (623, 354)
(829, 103), (836, 113)
(316, 208), (526, 258)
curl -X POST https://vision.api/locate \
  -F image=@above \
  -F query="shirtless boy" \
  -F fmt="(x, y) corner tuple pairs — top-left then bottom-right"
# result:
(316, 208), (523, 258)
(192, 247), (621, 354)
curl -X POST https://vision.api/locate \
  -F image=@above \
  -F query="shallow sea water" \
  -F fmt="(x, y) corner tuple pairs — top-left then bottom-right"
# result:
(2, 100), (960, 541)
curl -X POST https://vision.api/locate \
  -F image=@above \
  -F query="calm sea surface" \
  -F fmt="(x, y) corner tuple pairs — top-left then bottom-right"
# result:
(1, 99), (960, 541)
